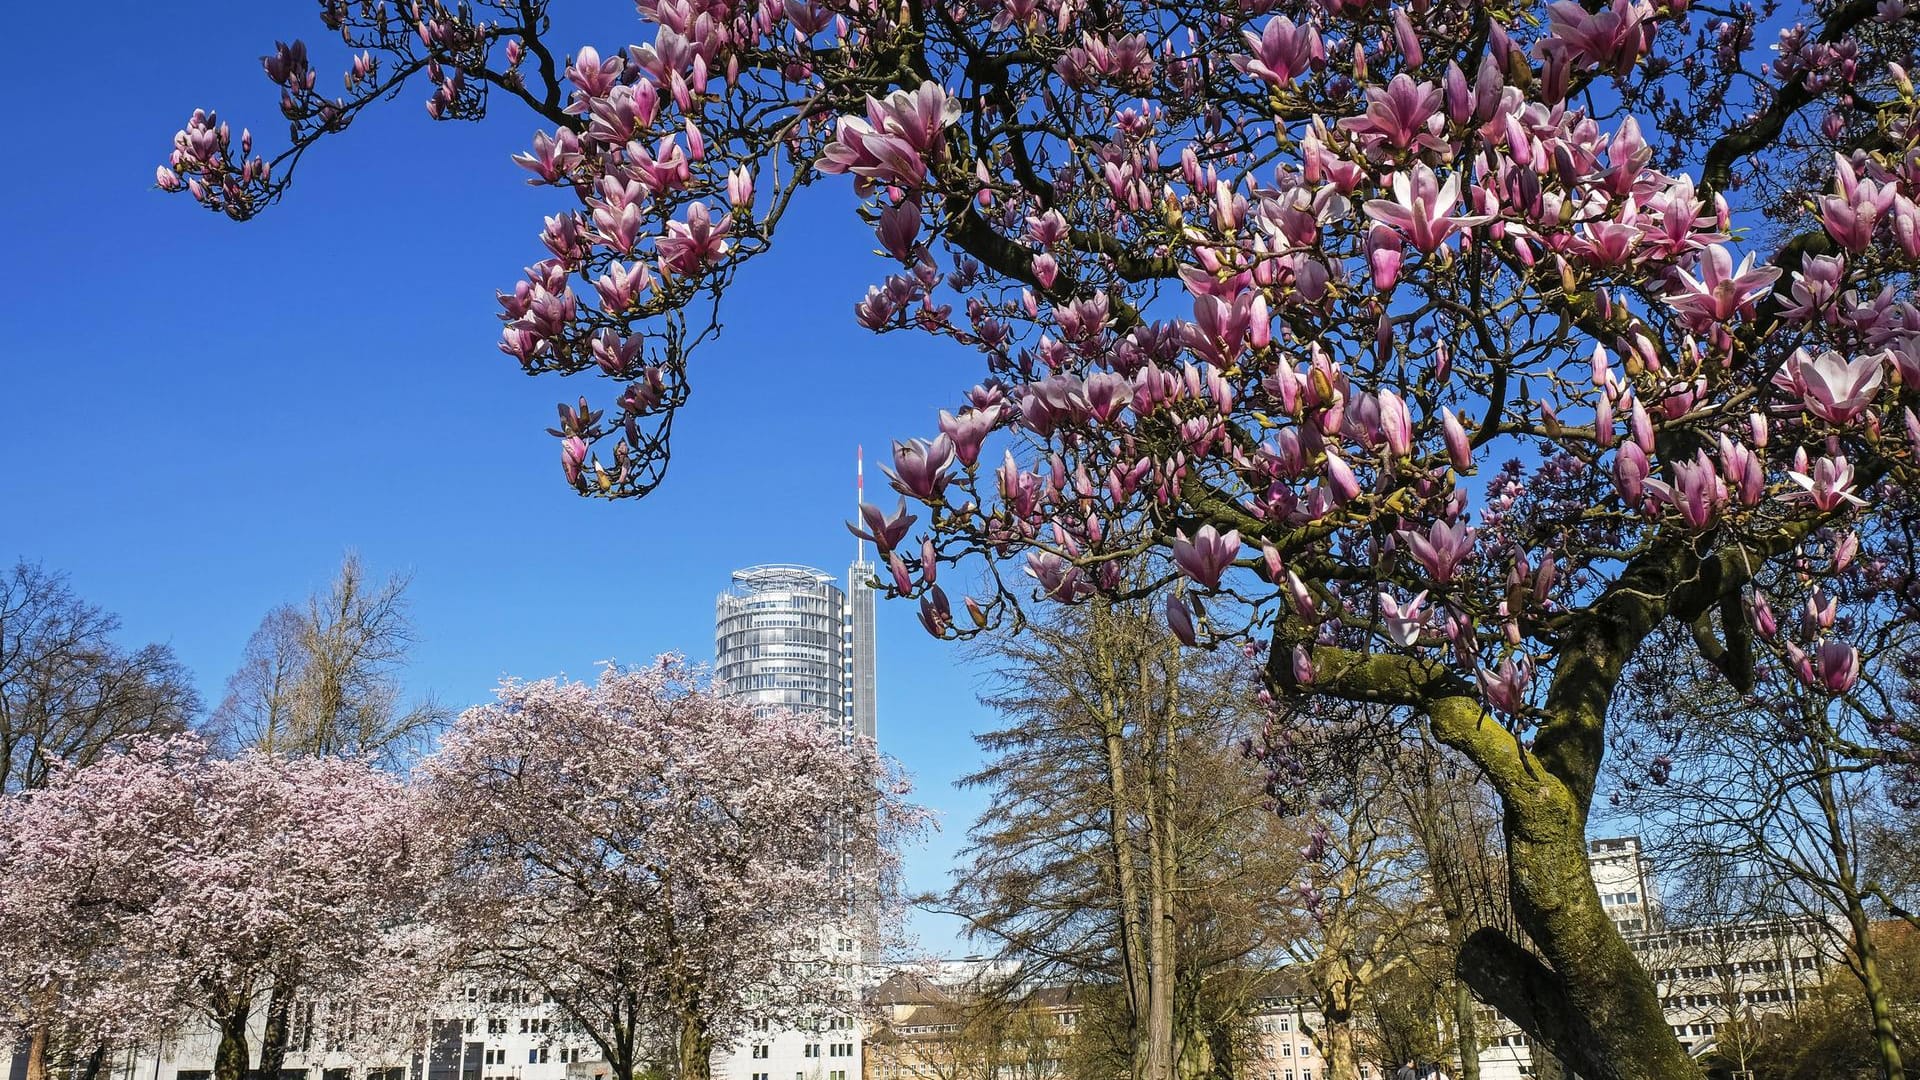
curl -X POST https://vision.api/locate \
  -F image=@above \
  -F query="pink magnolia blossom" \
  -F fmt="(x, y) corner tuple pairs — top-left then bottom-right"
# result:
(1400, 520), (1476, 584)
(1812, 639), (1861, 693)
(1338, 74), (1446, 155)
(1787, 452), (1867, 511)
(1234, 16), (1319, 87)
(818, 82), (960, 193)
(1166, 594), (1198, 645)
(1363, 164), (1488, 253)
(1380, 590), (1430, 646)
(656, 203), (731, 277)
(849, 499), (917, 552)
(1172, 524), (1241, 588)
(1476, 655), (1535, 715)
(1663, 244), (1783, 328)
(1440, 408), (1472, 471)
(886, 435), (956, 500)
(1772, 347), (1884, 423)
(1543, 0), (1655, 74)
(1645, 449), (1726, 529)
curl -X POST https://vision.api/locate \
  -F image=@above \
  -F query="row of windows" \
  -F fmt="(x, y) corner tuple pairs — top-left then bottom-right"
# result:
(463, 1016), (579, 1036)
(1676, 1022), (1718, 1037)
(1600, 891), (1641, 906)
(1663, 986), (1804, 1009)
(479, 1046), (590, 1065)
(1493, 1033), (1535, 1047)
(1653, 955), (1819, 981)
(1660, 922), (1824, 949)
(750, 1014), (854, 1035)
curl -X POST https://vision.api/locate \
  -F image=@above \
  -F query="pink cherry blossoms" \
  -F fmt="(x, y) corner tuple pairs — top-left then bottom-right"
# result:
(417, 659), (924, 1080)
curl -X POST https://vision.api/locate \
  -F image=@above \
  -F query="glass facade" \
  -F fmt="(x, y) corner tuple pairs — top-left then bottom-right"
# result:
(715, 564), (876, 739)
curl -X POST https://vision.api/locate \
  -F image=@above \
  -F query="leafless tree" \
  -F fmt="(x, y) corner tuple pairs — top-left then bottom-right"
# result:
(1610, 623), (1912, 1079)
(209, 553), (446, 764)
(947, 591), (1302, 1080)
(0, 561), (198, 794)
(1380, 736), (1516, 1080)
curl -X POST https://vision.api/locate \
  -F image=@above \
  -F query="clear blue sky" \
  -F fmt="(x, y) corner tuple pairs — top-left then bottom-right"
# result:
(0, 3), (994, 954)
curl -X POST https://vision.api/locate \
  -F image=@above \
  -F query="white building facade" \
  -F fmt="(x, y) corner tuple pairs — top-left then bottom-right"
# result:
(17, 988), (614, 1080)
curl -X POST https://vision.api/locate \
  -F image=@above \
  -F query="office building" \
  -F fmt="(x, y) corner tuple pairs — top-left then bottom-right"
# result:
(714, 561), (876, 743)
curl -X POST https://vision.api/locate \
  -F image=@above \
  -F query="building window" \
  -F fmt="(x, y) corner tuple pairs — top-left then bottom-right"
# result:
(805, 1046), (821, 1058)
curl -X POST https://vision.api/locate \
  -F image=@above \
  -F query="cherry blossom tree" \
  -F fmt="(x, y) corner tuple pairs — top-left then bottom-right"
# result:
(416, 658), (924, 1080)
(0, 736), (433, 1080)
(161, 0), (1920, 1073)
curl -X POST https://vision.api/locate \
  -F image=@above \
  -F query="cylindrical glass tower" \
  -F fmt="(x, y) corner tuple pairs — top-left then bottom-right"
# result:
(715, 564), (853, 726)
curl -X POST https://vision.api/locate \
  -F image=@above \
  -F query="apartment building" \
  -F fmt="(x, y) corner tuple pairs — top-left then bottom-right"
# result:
(10, 985), (612, 1080)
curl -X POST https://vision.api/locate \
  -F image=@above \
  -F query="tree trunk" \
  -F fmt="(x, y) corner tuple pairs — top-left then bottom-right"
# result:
(79, 1044), (109, 1080)
(1430, 696), (1699, 1080)
(1467, 805), (1699, 1080)
(1842, 896), (1907, 1080)
(1319, 1012), (1360, 1080)
(213, 995), (254, 1080)
(1094, 602), (1162, 1080)
(1810, 743), (1908, 1080)
(1142, 661), (1180, 1080)
(24, 1026), (49, 1080)
(1450, 980), (1480, 1080)
(257, 965), (300, 1080)
(677, 1010), (714, 1080)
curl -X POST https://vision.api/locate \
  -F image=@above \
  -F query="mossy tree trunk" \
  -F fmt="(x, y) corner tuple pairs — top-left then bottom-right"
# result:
(1280, 535), (1783, 1080)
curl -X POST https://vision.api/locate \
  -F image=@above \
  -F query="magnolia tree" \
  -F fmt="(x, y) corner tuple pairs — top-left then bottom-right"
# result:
(0, 736), (433, 1080)
(164, 0), (1920, 1074)
(417, 659), (923, 1080)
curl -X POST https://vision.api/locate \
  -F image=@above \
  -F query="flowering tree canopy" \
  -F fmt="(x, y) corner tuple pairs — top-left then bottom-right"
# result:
(0, 737), (431, 1080)
(417, 659), (923, 1080)
(163, 0), (1920, 1073)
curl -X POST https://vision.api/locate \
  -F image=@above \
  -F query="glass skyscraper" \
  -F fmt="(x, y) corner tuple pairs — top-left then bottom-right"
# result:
(714, 561), (877, 741)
